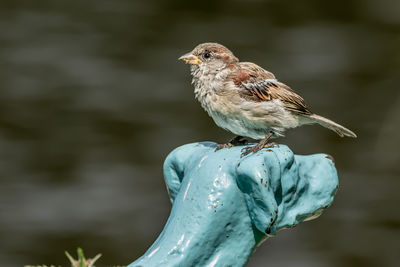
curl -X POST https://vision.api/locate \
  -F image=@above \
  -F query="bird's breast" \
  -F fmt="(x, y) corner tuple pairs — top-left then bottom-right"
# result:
(194, 83), (247, 132)
(193, 74), (231, 115)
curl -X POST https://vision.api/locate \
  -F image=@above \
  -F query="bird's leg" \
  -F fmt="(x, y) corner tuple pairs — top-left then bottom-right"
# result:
(215, 136), (247, 151)
(241, 132), (278, 156)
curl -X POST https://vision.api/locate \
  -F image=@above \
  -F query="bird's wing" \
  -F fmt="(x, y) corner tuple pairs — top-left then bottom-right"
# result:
(232, 62), (311, 115)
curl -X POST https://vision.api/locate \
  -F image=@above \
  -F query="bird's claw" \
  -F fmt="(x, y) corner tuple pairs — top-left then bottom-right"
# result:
(241, 145), (262, 157)
(241, 142), (278, 157)
(264, 142), (279, 148)
(215, 143), (233, 151)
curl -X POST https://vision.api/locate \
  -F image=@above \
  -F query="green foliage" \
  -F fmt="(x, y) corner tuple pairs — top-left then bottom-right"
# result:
(25, 248), (125, 267)
(65, 247), (101, 267)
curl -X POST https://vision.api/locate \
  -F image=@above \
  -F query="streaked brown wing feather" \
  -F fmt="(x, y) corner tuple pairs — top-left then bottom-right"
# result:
(233, 63), (311, 115)
(269, 82), (311, 114)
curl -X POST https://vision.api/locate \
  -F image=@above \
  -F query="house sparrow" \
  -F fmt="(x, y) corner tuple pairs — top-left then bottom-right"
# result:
(179, 42), (357, 156)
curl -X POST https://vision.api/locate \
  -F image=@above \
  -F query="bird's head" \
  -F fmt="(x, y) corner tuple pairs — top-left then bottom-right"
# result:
(179, 43), (239, 74)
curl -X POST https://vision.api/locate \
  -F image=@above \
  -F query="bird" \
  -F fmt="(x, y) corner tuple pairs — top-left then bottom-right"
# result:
(178, 42), (356, 156)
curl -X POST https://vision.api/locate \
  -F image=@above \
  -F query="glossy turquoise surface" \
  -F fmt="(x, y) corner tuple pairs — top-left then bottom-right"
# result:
(129, 143), (338, 267)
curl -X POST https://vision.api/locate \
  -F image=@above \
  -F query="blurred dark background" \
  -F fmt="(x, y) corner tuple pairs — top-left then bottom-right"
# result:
(0, 0), (399, 266)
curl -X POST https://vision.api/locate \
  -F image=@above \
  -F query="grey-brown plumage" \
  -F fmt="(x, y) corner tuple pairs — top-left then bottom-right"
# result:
(179, 42), (356, 155)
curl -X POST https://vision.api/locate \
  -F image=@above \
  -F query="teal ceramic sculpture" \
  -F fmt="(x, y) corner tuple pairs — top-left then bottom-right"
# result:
(129, 142), (338, 267)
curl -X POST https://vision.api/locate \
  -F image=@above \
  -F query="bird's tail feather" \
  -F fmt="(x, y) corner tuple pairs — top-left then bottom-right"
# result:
(306, 114), (357, 138)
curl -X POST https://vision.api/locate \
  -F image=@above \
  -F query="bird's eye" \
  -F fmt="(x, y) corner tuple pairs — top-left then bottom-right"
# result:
(204, 52), (211, 59)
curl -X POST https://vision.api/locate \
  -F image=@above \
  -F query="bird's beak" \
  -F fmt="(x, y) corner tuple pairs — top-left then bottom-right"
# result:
(178, 53), (202, 65)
